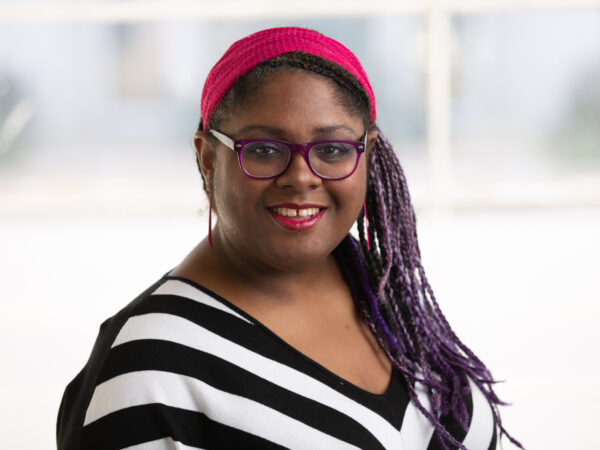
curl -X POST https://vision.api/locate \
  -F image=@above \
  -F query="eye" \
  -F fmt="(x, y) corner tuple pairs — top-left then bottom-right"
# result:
(312, 143), (354, 160)
(243, 142), (286, 158)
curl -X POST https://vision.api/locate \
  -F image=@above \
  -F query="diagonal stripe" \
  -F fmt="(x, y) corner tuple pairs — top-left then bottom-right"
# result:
(122, 437), (204, 449)
(97, 340), (384, 449)
(83, 403), (287, 450)
(85, 371), (360, 449)
(398, 381), (436, 449)
(461, 378), (494, 450)
(108, 312), (404, 449)
(151, 279), (251, 324)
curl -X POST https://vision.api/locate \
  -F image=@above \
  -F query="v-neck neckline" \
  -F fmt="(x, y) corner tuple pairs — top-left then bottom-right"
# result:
(164, 273), (400, 401)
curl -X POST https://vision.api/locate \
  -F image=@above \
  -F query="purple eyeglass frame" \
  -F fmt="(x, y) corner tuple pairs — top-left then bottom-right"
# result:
(208, 129), (367, 181)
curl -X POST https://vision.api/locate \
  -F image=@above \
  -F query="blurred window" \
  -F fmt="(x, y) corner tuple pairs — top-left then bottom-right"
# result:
(452, 11), (600, 185)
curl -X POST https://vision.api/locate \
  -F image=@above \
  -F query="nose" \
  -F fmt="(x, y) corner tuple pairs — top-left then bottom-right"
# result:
(274, 151), (322, 191)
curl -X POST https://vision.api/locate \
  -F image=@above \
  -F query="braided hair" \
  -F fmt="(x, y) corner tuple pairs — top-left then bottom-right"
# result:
(197, 51), (523, 450)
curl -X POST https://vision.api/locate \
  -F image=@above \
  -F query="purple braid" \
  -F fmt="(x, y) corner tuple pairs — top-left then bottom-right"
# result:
(347, 128), (525, 449)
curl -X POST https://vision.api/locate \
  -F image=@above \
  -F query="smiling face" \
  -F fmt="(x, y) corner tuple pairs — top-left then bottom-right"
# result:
(198, 69), (374, 273)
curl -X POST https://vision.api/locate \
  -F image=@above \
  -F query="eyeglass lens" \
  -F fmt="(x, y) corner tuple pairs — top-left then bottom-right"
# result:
(240, 141), (358, 179)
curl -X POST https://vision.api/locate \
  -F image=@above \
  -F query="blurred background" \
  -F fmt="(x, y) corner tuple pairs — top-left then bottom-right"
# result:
(0, 1), (599, 448)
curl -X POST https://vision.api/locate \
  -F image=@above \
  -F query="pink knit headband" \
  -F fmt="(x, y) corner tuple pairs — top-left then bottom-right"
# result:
(200, 27), (376, 130)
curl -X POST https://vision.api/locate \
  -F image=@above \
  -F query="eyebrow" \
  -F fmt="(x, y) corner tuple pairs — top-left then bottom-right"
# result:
(235, 124), (360, 139)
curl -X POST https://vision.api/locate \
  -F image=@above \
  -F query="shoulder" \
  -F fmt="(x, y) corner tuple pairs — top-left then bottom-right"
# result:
(57, 276), (165, 449)
(57, 276), (255, 450)
(419, 377), (497, 450)
(462, 378), (497, 450)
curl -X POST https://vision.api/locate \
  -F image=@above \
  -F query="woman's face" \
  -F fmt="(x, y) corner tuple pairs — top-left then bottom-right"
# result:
(201, 70), (373, 273)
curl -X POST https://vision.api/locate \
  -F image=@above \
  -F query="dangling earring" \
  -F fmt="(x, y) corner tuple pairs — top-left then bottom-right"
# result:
(363, 202), (370, 250)
(208, 191), (213, 250)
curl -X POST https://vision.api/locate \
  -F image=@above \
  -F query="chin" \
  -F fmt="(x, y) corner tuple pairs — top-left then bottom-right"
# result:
(264, 236), (345, 272)
(260, 244), (326, 272)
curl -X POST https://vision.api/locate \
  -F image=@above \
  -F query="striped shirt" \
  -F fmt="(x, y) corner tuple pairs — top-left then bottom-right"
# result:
(57, 275), (497, 449)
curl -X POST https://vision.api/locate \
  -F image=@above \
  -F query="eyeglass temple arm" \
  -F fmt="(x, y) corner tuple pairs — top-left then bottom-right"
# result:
(208, 129), (235, 151)
(362, 130), (369, 149)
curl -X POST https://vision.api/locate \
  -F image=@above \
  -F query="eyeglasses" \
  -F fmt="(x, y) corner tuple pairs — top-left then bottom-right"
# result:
(208, 129), (367, 180)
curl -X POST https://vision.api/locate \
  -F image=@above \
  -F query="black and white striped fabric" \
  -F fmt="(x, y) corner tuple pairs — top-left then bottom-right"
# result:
(57, 275), (497, 450)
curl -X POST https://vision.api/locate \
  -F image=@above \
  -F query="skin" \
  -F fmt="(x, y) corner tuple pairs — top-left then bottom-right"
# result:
(172, 70), (392, 394)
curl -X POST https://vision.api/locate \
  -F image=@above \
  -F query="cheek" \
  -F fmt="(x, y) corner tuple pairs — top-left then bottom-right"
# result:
(352, 169), (369, 217)
(332, 168), (368, 218)
(212, 158), (264, 222)
(212, 157), (239, 216)
(212, 150), (241, 199)
(349, 162), (368, 200)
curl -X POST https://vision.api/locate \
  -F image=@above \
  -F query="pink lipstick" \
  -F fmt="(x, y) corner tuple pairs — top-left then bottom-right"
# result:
(267, 203), (326, 231)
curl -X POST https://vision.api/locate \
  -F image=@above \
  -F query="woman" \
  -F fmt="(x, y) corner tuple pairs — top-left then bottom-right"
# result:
(57, 27), (522, 449)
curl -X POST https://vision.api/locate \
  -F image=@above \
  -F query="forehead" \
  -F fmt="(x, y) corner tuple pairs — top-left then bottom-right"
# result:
(224, 70), (364, 139)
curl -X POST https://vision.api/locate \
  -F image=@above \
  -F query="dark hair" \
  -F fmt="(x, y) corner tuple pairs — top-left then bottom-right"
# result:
(197, 51), (523, 450)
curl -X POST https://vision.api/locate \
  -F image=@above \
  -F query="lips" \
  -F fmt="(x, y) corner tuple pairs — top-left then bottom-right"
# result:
(267, 203), (327, 231)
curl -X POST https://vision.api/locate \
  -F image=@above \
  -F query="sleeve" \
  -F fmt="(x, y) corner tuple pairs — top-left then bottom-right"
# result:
(57, 319), (204, 450)
(56, 280), (171, 450)
(70, 327), (287, 449)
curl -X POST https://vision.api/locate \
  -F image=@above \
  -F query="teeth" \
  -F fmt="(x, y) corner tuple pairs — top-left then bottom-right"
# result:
(273, 207), (321, 218)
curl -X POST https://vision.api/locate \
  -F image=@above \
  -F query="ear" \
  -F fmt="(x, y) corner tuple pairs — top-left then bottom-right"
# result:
(366, 128), (378, 155)
(194, 130), (216, 191)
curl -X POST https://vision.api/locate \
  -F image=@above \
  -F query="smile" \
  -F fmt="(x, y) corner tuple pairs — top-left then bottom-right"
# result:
(267, 205), (327, 231)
